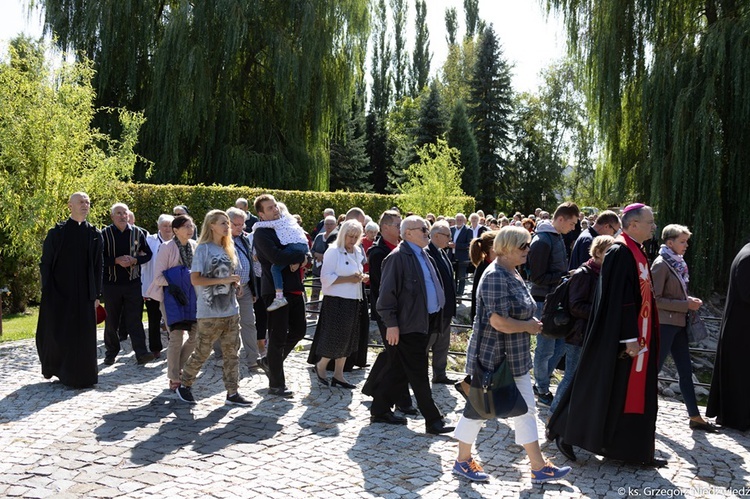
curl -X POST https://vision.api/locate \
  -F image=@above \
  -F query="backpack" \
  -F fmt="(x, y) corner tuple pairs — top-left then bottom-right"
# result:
(540, 266), (589, 339)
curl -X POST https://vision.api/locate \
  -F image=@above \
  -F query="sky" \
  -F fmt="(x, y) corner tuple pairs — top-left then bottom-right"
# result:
(0, 0), (567, 93)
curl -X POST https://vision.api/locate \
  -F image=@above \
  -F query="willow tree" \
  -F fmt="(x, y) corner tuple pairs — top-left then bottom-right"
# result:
(38, 0), (370, 190)
(547, 0), (750, 293)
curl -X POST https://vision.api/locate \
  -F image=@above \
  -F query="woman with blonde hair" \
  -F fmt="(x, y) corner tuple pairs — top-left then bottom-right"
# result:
(651, 224), (716, 432)
(452, 227), (571, 484)
(308, 220), (369, 388)
(175, 210), (251, 406)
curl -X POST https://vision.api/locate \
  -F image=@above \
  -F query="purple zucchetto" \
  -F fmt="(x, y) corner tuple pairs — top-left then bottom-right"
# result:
(622, 203), (646, 213)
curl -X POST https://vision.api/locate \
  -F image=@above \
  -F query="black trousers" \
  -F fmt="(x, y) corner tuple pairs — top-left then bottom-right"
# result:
(362, 319), (413, 409)
(253, 276), (268, 340)
(144, 298), (163, 353)
(263, 293), (306, 389)
(370, 313), (443, 424)
(103, 281), (149, 358)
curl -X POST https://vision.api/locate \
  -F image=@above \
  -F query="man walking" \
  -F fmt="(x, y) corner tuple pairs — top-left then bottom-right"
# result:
(253, 194), (308, 398)
(36, 192), (103, 388)
(427, 221), (457, 384)
(370, 216), (454, 434)
(102, 202), (154, 366)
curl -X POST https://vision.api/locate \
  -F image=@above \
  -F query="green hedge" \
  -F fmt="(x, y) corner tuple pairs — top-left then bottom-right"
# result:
(107, 183), (474, 234)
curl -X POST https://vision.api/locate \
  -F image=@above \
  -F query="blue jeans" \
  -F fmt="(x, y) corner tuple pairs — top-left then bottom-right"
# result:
(550, 343), (582, 413)
(271, 242), (308, 291)
(658, 323), (699, 417)
(532, 301), (565, 394)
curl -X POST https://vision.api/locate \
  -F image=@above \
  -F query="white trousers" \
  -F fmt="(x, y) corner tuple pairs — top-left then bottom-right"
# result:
(454, 372), (539, 446)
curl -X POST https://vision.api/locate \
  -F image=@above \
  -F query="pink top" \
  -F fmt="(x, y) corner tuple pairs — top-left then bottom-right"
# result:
(145, 239), (197, 302)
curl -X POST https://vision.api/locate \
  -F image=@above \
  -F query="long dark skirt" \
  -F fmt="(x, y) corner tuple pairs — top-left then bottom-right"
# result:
(307, 295), (367, 371)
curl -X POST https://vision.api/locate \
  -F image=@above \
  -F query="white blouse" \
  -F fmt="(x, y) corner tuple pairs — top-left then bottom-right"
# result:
(320, 245), (365, 300)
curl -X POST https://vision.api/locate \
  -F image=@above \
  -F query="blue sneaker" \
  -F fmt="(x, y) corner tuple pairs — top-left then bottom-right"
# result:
(452, 458), (490, 482)
(531, 461), (571, 484)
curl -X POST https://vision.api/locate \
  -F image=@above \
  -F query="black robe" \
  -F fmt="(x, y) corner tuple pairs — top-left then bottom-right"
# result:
(547, 241), (660, 463)
(36, 219), (103, 388)
(706, 242), (750, 431)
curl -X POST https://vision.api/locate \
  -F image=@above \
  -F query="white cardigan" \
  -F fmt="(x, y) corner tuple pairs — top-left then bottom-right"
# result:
(320, 245), (365, 300)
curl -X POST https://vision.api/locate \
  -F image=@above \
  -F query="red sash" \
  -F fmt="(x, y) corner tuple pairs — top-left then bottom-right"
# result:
(620, 233), (653, 414)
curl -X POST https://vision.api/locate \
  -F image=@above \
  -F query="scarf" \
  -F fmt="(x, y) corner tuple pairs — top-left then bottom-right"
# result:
(620, 233), (654, 415)
(659, 244), (689, 284)
(174, 237), (193, 268)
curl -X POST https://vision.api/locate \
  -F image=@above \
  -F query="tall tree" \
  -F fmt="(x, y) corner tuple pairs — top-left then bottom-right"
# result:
(468, 26), (514, 212)
(390, 0), (408, 102)
(371, 0), (392, 115)
(414, 80), (445, 150)
(463, 0), (480, 39)
(386, 95), (421, 193)
(40, 0), (370, 190)
(366, 112), (390, 193)
(447, 100), (479, 197)
(445, 7), (458, 47)
(330, 84), (372, 192)
(410, 0), (431, 97)
(547, 0), (750, 294)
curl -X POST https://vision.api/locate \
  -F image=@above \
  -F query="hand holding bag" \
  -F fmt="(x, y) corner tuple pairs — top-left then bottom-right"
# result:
(686, 310), (708, 344)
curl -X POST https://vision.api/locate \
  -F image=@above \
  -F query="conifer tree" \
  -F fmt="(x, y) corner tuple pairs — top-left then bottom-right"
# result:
(371, 0), (392, 115)
(468, 26), (514, 212)
(447, 100), (479, 197)
(414, 81), (445, 150)
(330, 84), (372, 192)
(445, 7), (458, 47)
(390, 0), (408, 102)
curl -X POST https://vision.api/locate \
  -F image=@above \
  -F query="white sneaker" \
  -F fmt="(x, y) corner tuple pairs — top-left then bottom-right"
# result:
(267, 296), (288, 312)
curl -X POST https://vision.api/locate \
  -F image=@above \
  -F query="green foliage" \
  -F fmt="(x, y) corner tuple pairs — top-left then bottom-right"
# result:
(445, 7), (458, 47)
(463, 0), (485, 39)
(447, 100), (479, 197)
(0, 307), (39, 342)
(386, 95), (422, 193)
(547, 0), (750, 294)
(366, 112), (391, 193)
(440, 37), (479, 117)
(0, 37), (144, 313)
(469, 26), (514, 212)
(414, 81), (446, 151)
(330, 87), (372, 192)
(398, 139), (473, 216)
(390, 0), (409, 102)
(371, 0), (392, 115)
(41, 0), (370, 191)
(410, 0), (431, 97)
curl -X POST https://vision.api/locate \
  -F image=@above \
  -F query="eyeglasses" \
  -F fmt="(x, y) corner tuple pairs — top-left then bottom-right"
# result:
(409, 226), (429, 234)
(518, 242), (531, 250)
(437, 232), (451, 237)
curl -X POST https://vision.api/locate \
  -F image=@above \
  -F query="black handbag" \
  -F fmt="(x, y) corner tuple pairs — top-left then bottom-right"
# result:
(466, 354), (528, 420)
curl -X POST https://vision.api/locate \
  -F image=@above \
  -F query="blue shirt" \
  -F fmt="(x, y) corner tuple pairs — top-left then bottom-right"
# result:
(406, 240), (441, 314)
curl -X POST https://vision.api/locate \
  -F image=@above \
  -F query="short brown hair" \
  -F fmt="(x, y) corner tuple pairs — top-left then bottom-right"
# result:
(253, 193), (275, 214)
(553, 202), (580, 220)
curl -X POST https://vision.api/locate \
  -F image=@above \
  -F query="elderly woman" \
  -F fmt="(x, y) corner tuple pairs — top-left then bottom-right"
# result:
(362, 221), (379, 273)
(452, 227), (572, 484)
(308, 220), (369, 389)
(651, 224), (716, 432)
(146, 215), (198, 392)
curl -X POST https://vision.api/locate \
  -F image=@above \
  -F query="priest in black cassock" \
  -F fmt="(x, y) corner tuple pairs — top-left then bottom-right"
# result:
(547, 203), (665, 467)
(36, 192), (103, 388)
(706, 241), (750, 431)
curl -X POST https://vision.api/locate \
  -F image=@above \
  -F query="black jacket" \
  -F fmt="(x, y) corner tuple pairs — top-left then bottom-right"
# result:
(367, 235), (394, 322)
(253, 227), (306, 296)
(377, 241), (443, 335)
(427, 242), (456, 319)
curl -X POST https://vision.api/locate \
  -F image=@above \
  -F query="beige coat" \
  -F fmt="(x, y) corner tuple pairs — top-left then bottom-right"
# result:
(651, 255), (689, 327)
(145, 239), (197, 302)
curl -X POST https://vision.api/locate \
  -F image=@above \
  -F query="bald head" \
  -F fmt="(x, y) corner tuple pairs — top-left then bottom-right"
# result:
(68, 192), (90, 222)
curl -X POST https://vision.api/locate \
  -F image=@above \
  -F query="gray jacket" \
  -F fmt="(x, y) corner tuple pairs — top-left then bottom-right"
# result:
(376, 241), (442, 335)
(528, 222), (568, 300)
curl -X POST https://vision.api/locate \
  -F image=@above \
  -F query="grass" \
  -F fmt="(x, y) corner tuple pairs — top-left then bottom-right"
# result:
(1, 306), (39, 342)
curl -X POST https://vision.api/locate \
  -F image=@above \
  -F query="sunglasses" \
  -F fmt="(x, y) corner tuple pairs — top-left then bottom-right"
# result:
(410, 226), (429, 234)
(518, 242), (531, 250)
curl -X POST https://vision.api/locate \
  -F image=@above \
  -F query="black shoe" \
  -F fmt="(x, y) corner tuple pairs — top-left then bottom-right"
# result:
(395, 405), (419, 416)
(315, 371), (329, 387)
(426, 419), (455, 435)
(689, 419), (719, 433)
(331, 377), (356, 389)
(537, 391), (554, 406)
(103, 356), (115, 366)
(136, 353), (155, 365)
(555, 436), (576, 461)
(432, 376), (455, 384)
(226, 393), (253, 407)
(533, 385), (540, 396)
(176, 386), (196, 404)
(268, 386), (293, 398)
(370, 412), (407, 425)
(257, 356), (269, 375)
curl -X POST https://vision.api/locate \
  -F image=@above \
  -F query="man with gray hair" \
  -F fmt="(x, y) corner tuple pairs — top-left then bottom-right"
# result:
(236, 197), (259, 232)
(345, 207), (366, 226)
(102, 202), (154, 366)
(427, 220), (457, 384)
(370, 215), (454, 434)
(311, 207), (336, 239)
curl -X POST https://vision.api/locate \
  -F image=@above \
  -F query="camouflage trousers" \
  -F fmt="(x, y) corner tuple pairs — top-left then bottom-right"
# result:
(181, 315), (240, 393)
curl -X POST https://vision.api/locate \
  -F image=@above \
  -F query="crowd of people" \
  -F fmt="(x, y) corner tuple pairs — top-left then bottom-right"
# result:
(35, 192), (750, 486)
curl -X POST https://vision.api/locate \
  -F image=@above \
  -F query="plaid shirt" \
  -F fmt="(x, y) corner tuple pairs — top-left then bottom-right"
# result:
(465, 262), (535, 377)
